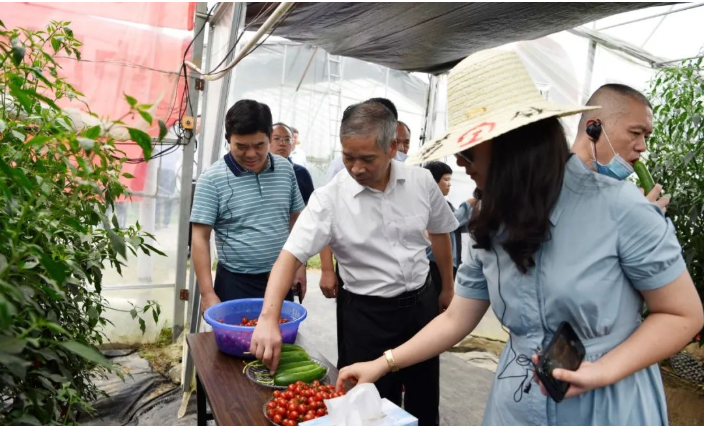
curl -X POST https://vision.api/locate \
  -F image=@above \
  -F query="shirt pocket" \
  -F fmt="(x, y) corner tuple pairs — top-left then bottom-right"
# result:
(401, 214), (429, 248)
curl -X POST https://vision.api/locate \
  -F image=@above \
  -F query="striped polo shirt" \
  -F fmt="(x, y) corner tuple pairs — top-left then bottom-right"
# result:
(190, 152), (305, 274)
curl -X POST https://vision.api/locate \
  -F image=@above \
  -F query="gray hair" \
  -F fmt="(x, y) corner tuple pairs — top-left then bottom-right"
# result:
(340, 101), (397, 152)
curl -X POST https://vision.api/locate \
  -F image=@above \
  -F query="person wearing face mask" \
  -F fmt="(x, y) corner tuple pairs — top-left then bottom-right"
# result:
(571, 84), (670, 213)
(422, 161), (474, 294)
(394, 121), (412, 162)
(334, 50), (703, 426)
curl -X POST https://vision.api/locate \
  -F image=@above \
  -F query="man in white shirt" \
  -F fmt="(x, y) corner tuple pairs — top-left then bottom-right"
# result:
(289, 126), (308, 168)
(251, 101), (457, 426)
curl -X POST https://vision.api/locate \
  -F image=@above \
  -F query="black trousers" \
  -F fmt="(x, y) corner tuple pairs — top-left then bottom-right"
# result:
(340, 278), (439, 426)
(335, 265), (347, 369)
(428, 260), (457, 298)
(213, 265), (293, 301)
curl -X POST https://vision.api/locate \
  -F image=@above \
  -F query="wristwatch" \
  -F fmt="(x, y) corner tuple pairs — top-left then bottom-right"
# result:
(384, 350), (399, 373)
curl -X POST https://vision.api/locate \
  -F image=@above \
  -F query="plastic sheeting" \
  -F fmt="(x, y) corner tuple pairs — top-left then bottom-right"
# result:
(4, 3), (196, 343)
(201, 37), (430, 186)
(246, 2), (662, 74)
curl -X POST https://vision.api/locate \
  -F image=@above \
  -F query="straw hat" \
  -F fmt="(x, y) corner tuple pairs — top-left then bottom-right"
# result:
(407, 49), (598, 165)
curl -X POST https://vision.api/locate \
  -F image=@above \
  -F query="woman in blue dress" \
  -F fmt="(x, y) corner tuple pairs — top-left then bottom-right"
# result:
(336, 49), (703, 426)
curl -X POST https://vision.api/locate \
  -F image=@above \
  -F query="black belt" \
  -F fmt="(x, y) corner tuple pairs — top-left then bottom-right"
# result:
(345, 276), (431, 309)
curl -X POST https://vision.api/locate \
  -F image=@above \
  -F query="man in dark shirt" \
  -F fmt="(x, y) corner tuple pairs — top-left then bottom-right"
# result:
(271, 122), (314, 204)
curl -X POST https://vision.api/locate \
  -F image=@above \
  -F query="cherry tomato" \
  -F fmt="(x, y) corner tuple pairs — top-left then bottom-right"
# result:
(313, 394), (322, 402)
(273, 390), (282, 398)
(288, 403), (297, 412)
(267, 401), (277, 409)
(297, 404), (307, 414)
(287, 410), (300, 420)
(267, 409), (276, 419)
(311, 380), (321, 387)
(304, 413), (315, 421)
(284, 391), (294, 400)
(276, 406), (286, 416)
(288, 384), (297, 392)
(273, 414), (283, 425)
(316, 408), (326, 416)
(338, 389), (346, 396)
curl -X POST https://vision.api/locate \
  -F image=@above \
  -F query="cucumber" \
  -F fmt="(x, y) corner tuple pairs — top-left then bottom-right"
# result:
(633, 160), (655, 195)
(274, 365), (326, 386)
(281, 344), (306, 353)
(275, 361), (318, 373)
(275, 364), (320, 378)
(277, 352), (310, 366)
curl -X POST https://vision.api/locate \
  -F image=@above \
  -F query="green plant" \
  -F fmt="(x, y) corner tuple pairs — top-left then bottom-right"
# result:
(647, 54), (704, 346)
(0, 21), (167, 424)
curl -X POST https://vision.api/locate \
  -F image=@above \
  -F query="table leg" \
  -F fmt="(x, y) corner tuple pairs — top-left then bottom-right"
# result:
(196, 373), (207, 426)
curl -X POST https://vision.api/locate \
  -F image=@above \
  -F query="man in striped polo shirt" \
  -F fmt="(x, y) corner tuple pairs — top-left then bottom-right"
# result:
(190, 100), (306, 313)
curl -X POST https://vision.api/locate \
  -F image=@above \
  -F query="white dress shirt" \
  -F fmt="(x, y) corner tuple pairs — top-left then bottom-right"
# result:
(284, 160), (459, 297)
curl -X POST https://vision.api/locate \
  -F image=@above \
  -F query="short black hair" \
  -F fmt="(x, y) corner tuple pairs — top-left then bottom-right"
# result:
(290, 126), (299, 134)
(366, 97), (398, 120)
(423, 161), (452, 183)
(224, 99), (272, 142)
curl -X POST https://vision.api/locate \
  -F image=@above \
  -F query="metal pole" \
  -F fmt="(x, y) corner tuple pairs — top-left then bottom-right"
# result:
(179, 3), (247, 416)
(595, 3), (704, 31)
(279, 44), (288, 117)
(172, 2), (208, 340)
(581, 40), (597, 105)
(640, 5), (674, 48)
(296, 47), (319, 92)
(195, 24), (215, 179)
(209, 3), (246, 168)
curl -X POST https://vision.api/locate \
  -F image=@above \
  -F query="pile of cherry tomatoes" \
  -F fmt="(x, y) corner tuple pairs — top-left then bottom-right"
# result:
(264, 381), (345, 425)
(216, 316), (289, 326)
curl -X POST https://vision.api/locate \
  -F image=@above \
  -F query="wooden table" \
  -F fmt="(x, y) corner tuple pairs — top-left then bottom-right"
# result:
(187, 332), (338, 426)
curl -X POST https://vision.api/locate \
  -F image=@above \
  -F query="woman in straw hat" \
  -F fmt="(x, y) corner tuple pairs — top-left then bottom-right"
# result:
(336, 49), (703, 425)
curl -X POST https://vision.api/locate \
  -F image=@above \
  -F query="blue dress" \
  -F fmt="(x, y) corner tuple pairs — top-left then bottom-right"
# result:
(456, 155), (686, 426)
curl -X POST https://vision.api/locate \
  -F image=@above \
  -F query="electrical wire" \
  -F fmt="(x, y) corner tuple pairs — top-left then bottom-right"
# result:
(491, 246), (538, 403)
(118, 3), (216, 164)
(119, 3), (295, 164)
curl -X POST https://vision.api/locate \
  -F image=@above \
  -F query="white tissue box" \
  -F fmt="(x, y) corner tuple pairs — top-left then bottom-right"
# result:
(299, 398), (418, 426)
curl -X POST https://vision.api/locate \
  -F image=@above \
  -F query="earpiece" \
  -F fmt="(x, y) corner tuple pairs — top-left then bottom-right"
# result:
(585, 120), (602, 142)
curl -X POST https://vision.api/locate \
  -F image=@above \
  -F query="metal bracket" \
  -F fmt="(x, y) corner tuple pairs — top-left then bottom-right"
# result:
(180, 289), (189, 301)
(195, 78), (205, 91)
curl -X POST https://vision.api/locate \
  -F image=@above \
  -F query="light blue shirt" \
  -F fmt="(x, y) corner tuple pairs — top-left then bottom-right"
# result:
(190, 153), (305, 274)
(457, 155), (686, 426)
(427, 201), (472, 268)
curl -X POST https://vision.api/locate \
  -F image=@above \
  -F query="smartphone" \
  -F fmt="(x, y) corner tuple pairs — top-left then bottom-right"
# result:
(536, 322), (586, 402)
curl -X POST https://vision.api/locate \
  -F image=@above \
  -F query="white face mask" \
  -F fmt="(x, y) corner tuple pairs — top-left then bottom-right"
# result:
(395, 151), (408, 162)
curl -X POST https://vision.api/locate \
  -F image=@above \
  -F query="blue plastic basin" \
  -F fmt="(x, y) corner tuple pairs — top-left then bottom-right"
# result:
(204, 298), (307, 358)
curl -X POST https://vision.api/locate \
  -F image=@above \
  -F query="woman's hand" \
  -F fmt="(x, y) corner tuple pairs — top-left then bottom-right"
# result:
(531, 354), (612, 399)
(335, 358), (389, 392)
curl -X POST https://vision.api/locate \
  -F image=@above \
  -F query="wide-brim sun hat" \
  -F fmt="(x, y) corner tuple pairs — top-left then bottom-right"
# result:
(406, 49), (599, 165)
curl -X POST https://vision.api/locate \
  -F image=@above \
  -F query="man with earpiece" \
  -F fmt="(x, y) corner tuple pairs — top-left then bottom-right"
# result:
(571, 83), (670, 213)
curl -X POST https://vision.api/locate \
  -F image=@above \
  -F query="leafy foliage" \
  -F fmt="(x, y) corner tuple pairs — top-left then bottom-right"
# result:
(648, 54), (704, 346)
(0, 22), (166, 424)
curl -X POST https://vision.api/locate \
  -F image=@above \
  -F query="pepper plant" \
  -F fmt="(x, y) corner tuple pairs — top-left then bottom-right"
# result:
(647, 54), (704, 346)
(0, 21), (166, 424)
